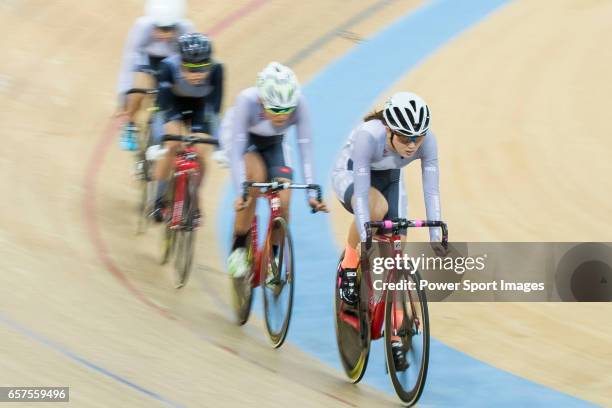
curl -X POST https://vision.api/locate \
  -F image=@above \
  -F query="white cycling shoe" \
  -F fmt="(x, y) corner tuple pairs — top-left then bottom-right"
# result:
(212, 149), (230, 168)
(228, 248), (249, 278)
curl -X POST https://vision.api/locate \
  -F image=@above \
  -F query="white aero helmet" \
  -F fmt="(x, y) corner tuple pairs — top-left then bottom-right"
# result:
(145, 0), (185, 27)
(383, 92), (431, 136)
(256, 62), (301, 110)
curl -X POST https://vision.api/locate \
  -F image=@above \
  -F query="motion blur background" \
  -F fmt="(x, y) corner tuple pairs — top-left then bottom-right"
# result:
(0, 0), (610, 406)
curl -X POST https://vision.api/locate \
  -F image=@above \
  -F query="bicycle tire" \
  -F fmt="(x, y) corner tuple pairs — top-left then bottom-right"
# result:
(161, 226), (176, 265)
(262, 217), (294, 348)
(383, 269), (430, 406)
(334, 252), (371, 383)
(160, 178), (176, 265)
(231, 222), (255, 326)
(173, 174), (198, 288)
(135, 114), (156, 235)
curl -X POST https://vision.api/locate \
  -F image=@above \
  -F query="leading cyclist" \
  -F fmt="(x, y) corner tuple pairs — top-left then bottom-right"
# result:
(223, 62), (328, 277)
(332, 92), (445, 305)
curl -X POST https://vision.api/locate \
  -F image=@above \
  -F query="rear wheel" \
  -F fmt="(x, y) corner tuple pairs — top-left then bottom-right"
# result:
(334, 252), (371, 383)
(161, 226), (176, 265)
(384, 269), (430, 406)
(160, 177), (176, 265)
(262, 217), (294, 348)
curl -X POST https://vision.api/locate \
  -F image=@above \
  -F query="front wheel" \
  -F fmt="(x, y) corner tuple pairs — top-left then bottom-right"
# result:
(334, 252), (371, 383)
(172, 175), (198, 288)
(384, 269), (430, 406)
(261, 217), (294, 348)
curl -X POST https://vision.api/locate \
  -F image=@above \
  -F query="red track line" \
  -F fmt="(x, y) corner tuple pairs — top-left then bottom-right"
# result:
(82, 116), (175, 319)
(207, 0), (267, 36)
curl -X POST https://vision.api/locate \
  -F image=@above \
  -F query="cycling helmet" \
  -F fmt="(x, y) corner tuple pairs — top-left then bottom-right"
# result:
(178, 33), (212, 64)
(256, 62), (300, 109)
(146, 0), (185, 28)
(383, 92), (431, 137)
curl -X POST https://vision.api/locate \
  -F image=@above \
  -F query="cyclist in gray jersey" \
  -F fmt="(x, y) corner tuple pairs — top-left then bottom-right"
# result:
(333, 92), (445, 307)
(116, 0), (195, 150)
(226, 62), (328, 278)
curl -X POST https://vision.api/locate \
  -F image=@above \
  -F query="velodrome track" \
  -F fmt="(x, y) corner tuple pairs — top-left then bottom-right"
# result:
(0, 0), (610, 406)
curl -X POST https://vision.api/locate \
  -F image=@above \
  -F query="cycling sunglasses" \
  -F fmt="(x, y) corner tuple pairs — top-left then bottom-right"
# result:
(264, 106), (296, 115)
(392, 130), (426, 143)
(156, 24), (177, 32)
(182, 61), (212, 73)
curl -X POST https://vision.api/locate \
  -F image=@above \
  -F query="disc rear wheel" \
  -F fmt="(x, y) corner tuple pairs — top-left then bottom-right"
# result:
(334, 252), (371, 383)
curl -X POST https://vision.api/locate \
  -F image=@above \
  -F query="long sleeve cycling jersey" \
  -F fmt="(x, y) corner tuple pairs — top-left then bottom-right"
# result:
(334, 119), (441, 241)
(229, 87), (315, 197)
(116, 16), (194, 96)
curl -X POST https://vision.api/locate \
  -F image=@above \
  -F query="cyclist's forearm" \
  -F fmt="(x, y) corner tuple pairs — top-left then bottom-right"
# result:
(422, 161), (441, 241)
(230, 133), (248, 192)
(295, 112), (317, 199)
(352, 131), (376, 241)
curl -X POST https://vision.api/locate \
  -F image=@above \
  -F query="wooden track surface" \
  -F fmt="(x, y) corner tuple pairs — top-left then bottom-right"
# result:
(0, 0), (609, 406)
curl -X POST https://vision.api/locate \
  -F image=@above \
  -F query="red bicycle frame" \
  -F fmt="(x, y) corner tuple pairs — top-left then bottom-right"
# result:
(169, 147), (200, 228)
(341, 218), (447, 340)
(248, 190), (284, 287)
(366, 233), (422, 341)
(338, 232), (407, 340)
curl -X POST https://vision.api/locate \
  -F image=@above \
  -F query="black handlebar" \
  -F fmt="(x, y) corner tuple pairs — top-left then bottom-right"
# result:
(125, 88), (159, 95)
(241, 182), (323, 213)
(161, 134), (220, 146)
(364, 219), (449, 250)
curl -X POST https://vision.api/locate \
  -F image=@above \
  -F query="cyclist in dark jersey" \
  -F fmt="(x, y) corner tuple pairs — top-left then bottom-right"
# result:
(150, 33), (224, 222)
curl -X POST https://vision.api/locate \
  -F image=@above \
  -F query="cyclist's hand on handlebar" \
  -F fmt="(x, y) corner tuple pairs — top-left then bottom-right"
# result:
(234, 196), (252, 211)
(431, 241), (450, 257)
(308, 198), (329, 213)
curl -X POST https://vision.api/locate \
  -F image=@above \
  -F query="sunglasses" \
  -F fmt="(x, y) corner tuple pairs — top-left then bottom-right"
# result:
(156, 25), (177, 32)
(264, 106), (296, 115)
(392, 131), (426, 143)
(182, 61), (212, 72)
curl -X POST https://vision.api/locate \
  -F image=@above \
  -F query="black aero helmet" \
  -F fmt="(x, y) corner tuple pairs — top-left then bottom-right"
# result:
(178, 33), (212, 64)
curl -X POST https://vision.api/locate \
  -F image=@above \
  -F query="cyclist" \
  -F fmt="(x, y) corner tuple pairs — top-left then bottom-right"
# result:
(116, 0), (195, 150)
(151, 32), (224, 222)
(333, 91), (445, 300)
(225, 62), (328, 277)
(332, 91), (442, 369)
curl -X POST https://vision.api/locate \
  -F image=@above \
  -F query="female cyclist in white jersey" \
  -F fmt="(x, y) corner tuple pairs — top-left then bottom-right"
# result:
(223, 62), (328, 277)
(116, 0), (195, 150)
(332, 92), (446, 305)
